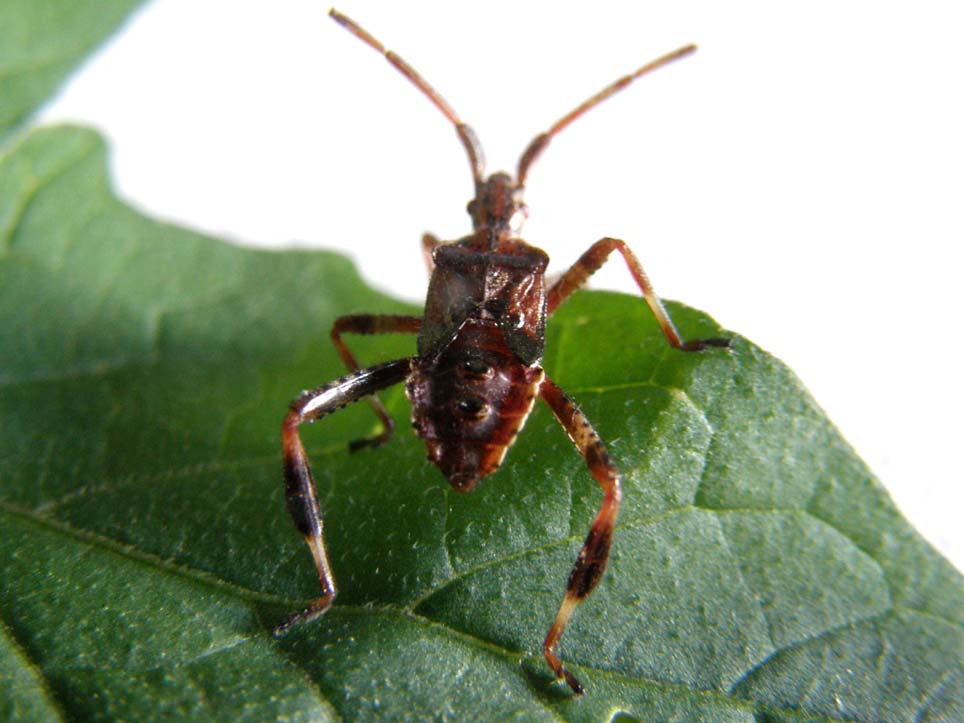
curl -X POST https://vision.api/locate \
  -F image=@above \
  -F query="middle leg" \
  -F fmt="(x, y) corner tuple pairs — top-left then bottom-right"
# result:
(331, 314), (422, 450)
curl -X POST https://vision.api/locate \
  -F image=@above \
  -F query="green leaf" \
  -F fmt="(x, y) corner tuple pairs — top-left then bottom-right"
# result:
(2, 125), (963, 723)
(0, 0), (148, 143)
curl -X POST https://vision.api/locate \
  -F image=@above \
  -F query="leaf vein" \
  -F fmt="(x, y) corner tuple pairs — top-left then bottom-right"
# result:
(398, 606), (859, 722)
(913, 669), (957, 723)
(0, 500), (289, 608)
(0, 131), (101, 252)
(0, 611), (69, 723)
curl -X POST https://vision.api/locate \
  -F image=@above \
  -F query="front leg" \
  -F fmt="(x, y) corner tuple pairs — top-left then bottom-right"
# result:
(540, 376), (622, 695)
(274, 358), (413, 636)
(547, 237), (729, 351)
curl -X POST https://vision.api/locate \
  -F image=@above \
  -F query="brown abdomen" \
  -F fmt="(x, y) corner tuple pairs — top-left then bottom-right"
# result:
(406, 320), (543, 491)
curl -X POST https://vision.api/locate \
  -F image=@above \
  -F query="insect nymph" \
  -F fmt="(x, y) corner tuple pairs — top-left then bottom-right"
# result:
(275, 9), (729, 695)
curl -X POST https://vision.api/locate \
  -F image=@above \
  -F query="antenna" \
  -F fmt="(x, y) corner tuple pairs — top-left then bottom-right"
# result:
(516, 44), (697, 187)
(329, 9), (486, 188)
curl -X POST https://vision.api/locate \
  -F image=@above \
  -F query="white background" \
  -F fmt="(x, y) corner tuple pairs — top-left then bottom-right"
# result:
(38, 0), (963, 570)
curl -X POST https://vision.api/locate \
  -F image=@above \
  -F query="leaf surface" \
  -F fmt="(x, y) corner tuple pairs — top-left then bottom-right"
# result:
(0, 0), (146, 142)
(1, 125), (962, 722)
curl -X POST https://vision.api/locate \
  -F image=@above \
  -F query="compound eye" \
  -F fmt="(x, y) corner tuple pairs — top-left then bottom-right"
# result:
(454, 395), (490, 421)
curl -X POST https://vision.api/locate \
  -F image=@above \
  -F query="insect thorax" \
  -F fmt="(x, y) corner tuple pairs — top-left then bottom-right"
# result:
(417, 236), (549, 365)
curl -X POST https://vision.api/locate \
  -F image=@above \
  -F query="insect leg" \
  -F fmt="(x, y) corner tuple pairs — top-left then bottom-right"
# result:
(421, 232), (441, 274)
(539, 375), (622, 696)
(547, 237), (729, 351)
(274, 358), (412, 636)
(331, 314), (422, 450)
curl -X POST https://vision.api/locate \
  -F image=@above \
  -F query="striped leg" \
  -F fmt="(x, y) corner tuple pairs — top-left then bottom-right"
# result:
(274, 358), (412, 636)
(547, 237), (729, 351)
(540, 376), (622, 695)
(331, 314), (421, 450)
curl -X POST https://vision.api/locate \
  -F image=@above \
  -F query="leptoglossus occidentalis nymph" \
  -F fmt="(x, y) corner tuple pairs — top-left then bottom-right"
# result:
(275, 9), (730, 695)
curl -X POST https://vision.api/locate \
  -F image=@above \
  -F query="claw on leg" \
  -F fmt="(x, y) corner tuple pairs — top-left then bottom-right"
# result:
(273, 592), (334, 637)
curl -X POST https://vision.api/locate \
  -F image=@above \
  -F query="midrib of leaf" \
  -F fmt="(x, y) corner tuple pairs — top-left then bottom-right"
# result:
(3, 122), (961, 719)
(4, 487), (937, 723)
(9, 285), (954, 717)
(0, 500), (289, 610)
(0, 499), (787, 720)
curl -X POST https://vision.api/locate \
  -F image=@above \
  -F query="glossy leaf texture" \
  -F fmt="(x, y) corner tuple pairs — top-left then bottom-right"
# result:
(1, 125), (962, 722)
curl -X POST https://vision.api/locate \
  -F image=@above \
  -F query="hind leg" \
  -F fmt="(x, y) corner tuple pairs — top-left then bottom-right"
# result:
(539, 376), (622, 695)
